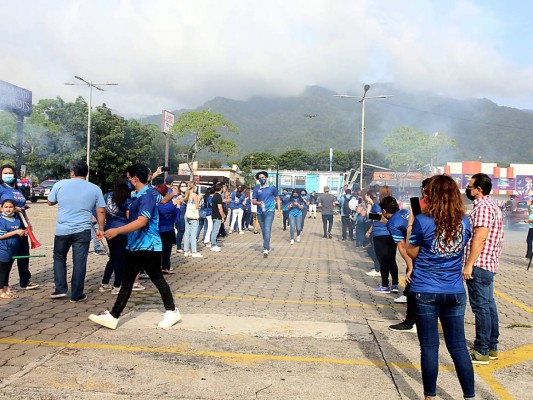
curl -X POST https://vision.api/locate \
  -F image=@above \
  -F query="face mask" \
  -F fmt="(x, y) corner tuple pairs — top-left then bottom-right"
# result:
(259, 178), (266, 185)
(127, 181), (135, 191)
(2, 174), (14, 184)
(1, 212), (14, 218)
(465, 189), (475, 201)
(292, 195), (299, 199)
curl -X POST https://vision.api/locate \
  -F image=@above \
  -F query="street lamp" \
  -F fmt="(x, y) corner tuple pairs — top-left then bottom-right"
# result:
(65, 76), (118, 179)
(430, 131), (439, 173)
(335, 85), (392, 190)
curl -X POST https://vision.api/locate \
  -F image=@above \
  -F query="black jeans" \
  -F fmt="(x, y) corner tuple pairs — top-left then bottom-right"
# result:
(111, 250), (175, 319)
(341, 216), (353, 239)
(282, 210), (290, 229)
(160, 230), (175, 270)
(14, 236), (31, 287)
(102, 234), (128, 288)
(373, 234), (399, 287)
(0, 260), (15, 287)
(322, 214), (333, 236)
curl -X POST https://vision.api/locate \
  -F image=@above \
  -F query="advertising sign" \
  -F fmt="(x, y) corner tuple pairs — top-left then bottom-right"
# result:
(0, 80), (32, 116)
(161, 110), (175, 133)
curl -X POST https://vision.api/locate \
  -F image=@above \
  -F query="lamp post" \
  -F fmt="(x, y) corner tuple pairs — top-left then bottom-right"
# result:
(430, 131), (439, 173)
(335, 85), (392, 190)
(65, 76), (118, 179)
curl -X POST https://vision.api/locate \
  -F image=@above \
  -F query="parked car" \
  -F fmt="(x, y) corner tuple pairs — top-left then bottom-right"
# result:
(30, 179), (58, 202)
(506, 197), (530, 229)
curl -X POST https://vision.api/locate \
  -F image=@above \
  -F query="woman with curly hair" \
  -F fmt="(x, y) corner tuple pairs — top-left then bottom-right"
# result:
(406, 174), (474, 400)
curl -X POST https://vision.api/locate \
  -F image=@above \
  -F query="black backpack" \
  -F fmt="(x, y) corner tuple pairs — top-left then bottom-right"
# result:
(342, 195), (352, 216)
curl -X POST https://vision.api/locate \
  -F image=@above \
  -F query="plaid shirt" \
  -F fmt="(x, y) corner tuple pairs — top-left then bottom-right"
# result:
(464, 195), (504, 273)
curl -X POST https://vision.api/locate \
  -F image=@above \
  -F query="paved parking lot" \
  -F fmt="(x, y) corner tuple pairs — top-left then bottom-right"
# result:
(0, 202), (531, 399)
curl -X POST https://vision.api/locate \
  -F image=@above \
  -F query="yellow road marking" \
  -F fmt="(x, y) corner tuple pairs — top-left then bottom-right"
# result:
(0, 337), (446, 370)
(494, 289), (533, 314)
(495, 283), (533, 289)
(173, 293), (401, 309)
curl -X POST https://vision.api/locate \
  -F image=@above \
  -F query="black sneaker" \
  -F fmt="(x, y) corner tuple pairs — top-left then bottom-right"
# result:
(70, 294), (88, 303)
(50, 290), (67, 299)
(388, 321), (416, 333)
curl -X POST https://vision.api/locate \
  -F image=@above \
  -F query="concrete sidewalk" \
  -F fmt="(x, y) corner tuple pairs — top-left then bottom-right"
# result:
(0, 203), (531, 399)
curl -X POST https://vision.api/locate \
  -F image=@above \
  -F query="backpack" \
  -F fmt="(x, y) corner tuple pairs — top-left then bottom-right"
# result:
(343, 195), (353, 216)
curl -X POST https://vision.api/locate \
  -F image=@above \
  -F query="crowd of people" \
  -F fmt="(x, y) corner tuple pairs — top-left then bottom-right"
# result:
(0, 159), (514, 399)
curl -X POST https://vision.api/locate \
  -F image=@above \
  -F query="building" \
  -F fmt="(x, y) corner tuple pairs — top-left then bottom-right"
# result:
(251, 168), (344, 195)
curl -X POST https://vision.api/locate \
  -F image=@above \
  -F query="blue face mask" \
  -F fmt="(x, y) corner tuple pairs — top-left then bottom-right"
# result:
(259, 178), (266, 185)
(127, 181), (135, 191)
(2, 174), (15, 184)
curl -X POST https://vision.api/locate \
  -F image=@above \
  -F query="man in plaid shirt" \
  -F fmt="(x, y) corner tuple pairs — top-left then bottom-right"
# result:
(463, 173), (504, 365)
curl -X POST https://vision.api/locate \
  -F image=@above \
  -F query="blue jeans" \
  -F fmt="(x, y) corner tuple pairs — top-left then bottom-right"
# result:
(183, 218), (199, 253)
(52, 230), (91, 300)
(211, 218), (222, 247)
(413, 292), (475, 399)
(175, 212), (186, 250)
(289, 214), (302, 240)
(467, 267), (499, 355)
(257, 211), (275, 250)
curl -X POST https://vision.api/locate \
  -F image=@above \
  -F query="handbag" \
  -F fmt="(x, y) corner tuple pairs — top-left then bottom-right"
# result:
(185, 200), (199, 220)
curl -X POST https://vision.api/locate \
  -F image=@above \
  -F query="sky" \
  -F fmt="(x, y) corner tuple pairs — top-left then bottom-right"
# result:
(2, 0), (533, 116)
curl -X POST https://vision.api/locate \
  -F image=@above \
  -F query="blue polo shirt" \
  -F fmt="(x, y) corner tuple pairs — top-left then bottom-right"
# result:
(126, 185), (162, 251)
(409, 214), (471, 293)
(280, 193), (291, 211)
(386, 209), (409, 243)
(0, 184), (27, 208)
(104, 192), (132, 230)
(371, 203), (389, 237)
(288, 197), (304, 217)
(253, 185), (279, 214)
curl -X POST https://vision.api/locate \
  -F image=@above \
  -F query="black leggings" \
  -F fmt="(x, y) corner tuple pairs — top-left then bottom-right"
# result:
(0, 260), (15, 287)
(111, 250), (175, 319)
(373, 235), (399, 287)
(160, 230), (176, 270)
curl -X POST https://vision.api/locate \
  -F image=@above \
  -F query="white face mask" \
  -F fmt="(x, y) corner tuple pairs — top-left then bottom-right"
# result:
(2, 174), (15, 184)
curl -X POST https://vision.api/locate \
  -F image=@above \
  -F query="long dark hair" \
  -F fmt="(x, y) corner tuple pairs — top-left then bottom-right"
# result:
(111, 176), (131, 207)
(424, 175), (466, 244)
(0, 164), (18, 187)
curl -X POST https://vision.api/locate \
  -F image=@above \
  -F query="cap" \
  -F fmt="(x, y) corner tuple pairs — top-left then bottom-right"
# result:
(255, 171), (269, 180)
(324, 186), (330, 192)
(165, 176), (174, 184)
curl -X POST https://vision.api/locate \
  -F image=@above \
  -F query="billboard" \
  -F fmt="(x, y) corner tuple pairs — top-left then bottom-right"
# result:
(0, 80), (32, 116)
(161, 110), (175, 133)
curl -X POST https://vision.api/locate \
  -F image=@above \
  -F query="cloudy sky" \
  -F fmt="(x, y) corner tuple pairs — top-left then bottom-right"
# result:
(2, 0), (533, 116)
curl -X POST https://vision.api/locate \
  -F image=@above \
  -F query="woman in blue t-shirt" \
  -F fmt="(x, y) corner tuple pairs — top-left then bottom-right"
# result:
(99, 176), (132, 293)
(157, 184), (179, 274)
(229, 186), (245, 234)
(0, 164), (39, 290)
(287, 190), (305, 244)
(0, 199), (26, 299)
(406, 175), (474, 400)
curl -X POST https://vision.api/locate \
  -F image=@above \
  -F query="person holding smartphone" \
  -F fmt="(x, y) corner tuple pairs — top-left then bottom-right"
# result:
(288, 190), (304, 245)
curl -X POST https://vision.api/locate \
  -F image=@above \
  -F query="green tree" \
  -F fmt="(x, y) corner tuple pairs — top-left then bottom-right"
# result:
(382, 126), (454, 171)
(278, 149), (312, 170)
(170, 110), (239, 178)
(0, 111), (17, 156)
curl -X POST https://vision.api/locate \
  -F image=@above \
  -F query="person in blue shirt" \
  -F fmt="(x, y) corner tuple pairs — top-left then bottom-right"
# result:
(0, 199), (26, 299)
(0, 164), (40, 290)
(90, 164), (181, 330)
(241, 188), (252, 231)
(366, 186), (399, 294)
(99, 176), (132, 294)
(280, 188), (291, 231)
(48, 160), (106, 302)
(199, 189), (214, 246)
(380, 196), (415, 333)
(339, 189), (354, 241)
(299, 190), (310, 232)
(252, 171), (281, 257)
(156, 184), (179, 273)
(288, 190), (305, 244)
(229, 186), (245, 234)
(406, 174), (474, 400)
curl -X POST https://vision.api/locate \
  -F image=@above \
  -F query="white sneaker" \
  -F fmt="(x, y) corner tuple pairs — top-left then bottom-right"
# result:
(99, 283), (111, 292)
(296, 236), (301, 243)
(211, 246), (221, 252)
(183, 251), (191, 257)
(111, 286), (120, 295)
(394, 295), (408, 304)
(132, 283), (145, 291)
(290, 239), (294, 245)
(366, 270), (381, 277)
(89, 310), (118, 330)
(204, 242), (211, 248)
(191, 252), (204, 258)
(263, 249), (270, 258)
(239, 231), (244, 235)
(229, 229), (233, 234)
(158, 308), (182, 329)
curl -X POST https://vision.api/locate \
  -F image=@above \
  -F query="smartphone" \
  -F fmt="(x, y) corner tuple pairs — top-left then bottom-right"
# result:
(161, 166), (170, 172)
(410, 197), (422, 216)
(368, 212), (382, 221)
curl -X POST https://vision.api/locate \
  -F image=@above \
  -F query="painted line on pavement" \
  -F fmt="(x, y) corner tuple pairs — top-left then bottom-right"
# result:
(495, 283), (533, 289)
(173, 293), (402, 309)
(494, 289), (533, 314)
(178, 266), (353, 278)
(0, 337), (446, 371)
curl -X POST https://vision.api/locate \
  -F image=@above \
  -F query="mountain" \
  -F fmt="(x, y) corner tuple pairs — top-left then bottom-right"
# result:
(141, 84), (533, 164)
